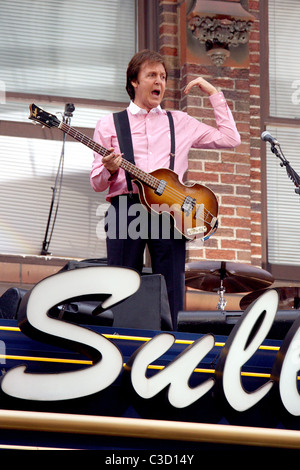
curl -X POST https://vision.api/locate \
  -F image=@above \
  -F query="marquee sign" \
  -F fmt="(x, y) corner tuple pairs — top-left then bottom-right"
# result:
(1, 266), (300, 418)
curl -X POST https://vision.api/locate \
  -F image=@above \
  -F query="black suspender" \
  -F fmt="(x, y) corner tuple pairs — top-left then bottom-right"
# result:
(166, 110), (175, 171)
(113, 109), (175, 192)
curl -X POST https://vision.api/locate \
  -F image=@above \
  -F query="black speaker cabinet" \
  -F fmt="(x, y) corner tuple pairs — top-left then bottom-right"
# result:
(0, 278), (172, 333)
(111, 274), (172, 330)
(58, 259), (172, 330)
(54, 274), (172, 331)
(0, 287), (27, 319)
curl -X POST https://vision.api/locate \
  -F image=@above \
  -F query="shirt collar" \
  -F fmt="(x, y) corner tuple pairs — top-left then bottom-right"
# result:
(128, 101), (164, 115)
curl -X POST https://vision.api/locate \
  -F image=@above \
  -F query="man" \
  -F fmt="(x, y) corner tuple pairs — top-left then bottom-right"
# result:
(90, 49), (240, 329)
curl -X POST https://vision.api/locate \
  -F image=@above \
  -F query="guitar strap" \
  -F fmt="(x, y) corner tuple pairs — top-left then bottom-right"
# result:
(113, 109), (175, 192)
(113, 110), (135, 192)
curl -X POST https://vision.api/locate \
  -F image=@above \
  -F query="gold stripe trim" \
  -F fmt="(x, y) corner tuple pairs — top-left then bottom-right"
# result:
(0, 326), (281, 351)
(0, 354), (92, 365)
(148, 364), (272, 379)
(0, 444), (75, 450)
(0, 325), (282, 377)
(0, 355), (277, 380)
(0, 409), (299, 449)
(0, 326), (20, 332)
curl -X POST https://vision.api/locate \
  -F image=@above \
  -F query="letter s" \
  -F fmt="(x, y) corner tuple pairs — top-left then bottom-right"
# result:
(1, 266), (140, 401)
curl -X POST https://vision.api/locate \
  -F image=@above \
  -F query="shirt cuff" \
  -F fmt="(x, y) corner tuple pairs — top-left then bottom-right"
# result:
(107, 167), (119, 180)
(209, 91), (226, 107)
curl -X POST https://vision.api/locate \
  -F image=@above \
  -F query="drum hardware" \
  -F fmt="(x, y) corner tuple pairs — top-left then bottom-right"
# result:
(240, 287), (300, 310)
(185, 261), (274, 312)
(217, 279), (227, 311)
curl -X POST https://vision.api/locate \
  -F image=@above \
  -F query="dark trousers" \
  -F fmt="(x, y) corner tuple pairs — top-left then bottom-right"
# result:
(105, 195), (186, 329)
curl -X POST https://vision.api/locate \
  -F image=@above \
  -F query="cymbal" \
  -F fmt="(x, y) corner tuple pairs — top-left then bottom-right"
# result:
(185, 261), (274, 293)
(240, 287), (300, 310)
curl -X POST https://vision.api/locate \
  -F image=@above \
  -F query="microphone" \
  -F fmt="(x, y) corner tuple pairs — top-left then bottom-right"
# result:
(64, 103), (75, 117)
(261, 131), (279, 146)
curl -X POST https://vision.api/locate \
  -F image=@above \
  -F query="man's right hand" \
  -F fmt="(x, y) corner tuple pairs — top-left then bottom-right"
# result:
(102, 148), (122, 175)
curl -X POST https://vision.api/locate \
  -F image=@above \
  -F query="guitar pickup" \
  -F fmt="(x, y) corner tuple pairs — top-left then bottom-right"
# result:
(155, 179), (167, 196)
(181, 196), (196, 216)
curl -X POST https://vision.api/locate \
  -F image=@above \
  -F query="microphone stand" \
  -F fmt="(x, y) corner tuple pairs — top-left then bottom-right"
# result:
(40, 103), (75, 255)
(270, 143), (300, 196)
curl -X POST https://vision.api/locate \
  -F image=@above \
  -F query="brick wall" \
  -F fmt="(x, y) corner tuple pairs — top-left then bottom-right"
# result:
(159, 0), (262, 267)
(248, 0), (262, 265)
(0, 1), (262, 294)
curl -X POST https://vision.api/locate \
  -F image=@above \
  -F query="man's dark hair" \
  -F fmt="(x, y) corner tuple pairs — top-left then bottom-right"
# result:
(126, 49), (168, 100)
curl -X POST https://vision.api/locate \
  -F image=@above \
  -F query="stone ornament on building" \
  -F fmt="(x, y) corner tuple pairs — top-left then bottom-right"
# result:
(187, 0), (255, 66)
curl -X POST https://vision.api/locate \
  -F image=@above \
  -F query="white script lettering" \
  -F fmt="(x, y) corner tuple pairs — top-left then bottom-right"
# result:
(1, 267), (140, 401)
(127, 333), (215, 408)
(1, 267), (300, 418)
(215, 289), (279, 411)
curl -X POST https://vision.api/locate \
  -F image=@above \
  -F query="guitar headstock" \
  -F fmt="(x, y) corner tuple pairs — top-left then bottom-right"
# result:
(29, 104), (61, 128)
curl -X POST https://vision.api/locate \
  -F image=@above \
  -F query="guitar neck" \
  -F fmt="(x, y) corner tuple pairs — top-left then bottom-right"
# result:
(58, 121), (158, 190)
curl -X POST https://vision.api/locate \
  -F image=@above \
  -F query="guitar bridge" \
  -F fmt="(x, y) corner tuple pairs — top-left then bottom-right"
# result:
(155, 179), (167, 196)
(187, 226), (207, 236)
(182, 196), (196, 216)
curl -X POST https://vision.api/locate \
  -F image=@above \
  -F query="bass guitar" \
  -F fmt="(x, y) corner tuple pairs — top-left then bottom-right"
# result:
(29, 104), (218, 240)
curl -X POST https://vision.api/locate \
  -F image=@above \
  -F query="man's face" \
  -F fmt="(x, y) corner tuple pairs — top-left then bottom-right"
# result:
(131, 61), (167, 112)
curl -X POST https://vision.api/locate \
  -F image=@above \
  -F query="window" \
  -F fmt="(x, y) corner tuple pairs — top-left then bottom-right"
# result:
(268, 1), (300, 120)
(1, 0), (136, 104)
(263, 0), (300, 277)
(0, 0), (137, 258)
(266, 126), (300, 266)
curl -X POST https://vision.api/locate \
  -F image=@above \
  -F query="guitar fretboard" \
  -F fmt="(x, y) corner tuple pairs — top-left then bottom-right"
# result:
(59, 121), (159, 190)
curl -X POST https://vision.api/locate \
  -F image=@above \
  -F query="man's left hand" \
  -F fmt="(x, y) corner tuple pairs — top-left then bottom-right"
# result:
(184, 77), (218, 96)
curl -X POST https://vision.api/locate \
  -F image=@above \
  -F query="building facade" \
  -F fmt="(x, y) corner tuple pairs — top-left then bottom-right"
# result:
(1, 0), (300, 297)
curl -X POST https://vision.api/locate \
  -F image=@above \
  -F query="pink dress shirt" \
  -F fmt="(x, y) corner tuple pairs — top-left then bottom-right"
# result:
(90, 92), (240, 201)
